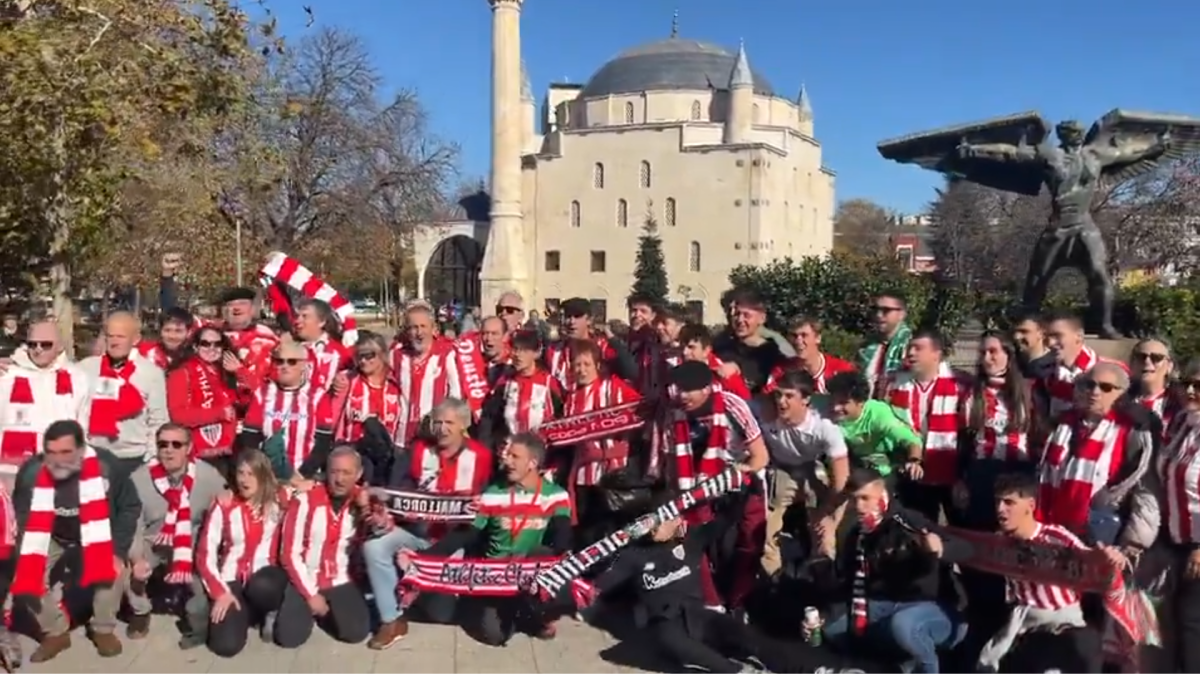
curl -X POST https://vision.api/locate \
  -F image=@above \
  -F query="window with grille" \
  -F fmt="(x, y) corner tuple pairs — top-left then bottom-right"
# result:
(589, 299), (608, 321)
(689, 241), (701, 271)
(593, 163), (605, 189)
(665, 198), (676, 226)
(690, 100), (702, 120)
(639, 161), (651, 189)
(544, 250), (561, 271)
(617, 199), (628, 227)
(590, 251), (606, 272)
(624, 102), (635, 124)
(570, 200), (581, 228)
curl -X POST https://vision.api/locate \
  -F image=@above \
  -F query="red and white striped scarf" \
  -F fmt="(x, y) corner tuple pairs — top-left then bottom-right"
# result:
(671, 384), (730, 491)
(88, 355), (144, 439)
(391, 344), (461, 446)
(137, 341), (170, 370)
(1046, 347), (1097, 417)
(247, 380), (332, 471)
(969, 376), (1030, 462)
(1160, 414), (1200, 546)
(12, 446), (115, 596)
(336, 374), (401, 443)
(280, 484), (361, 597)
(452, 335), (491, 420)
(0, 483), (15, 560)
(196, 492), (286, 599)
(1138, 390), (1174, 442)
(1038, 410), (1129, 534)
(498, 369), (560, 434)
(888, 362), (961, 485)
(566, 376), (640, 487)
(258, 252), (359, 346)
(149, 459), (196, 584)
(0, 368), (76, 464)
(852, 491), (889, 636)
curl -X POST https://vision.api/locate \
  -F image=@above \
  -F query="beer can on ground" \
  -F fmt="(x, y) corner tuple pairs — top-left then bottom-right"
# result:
(803, 606), (823, 646)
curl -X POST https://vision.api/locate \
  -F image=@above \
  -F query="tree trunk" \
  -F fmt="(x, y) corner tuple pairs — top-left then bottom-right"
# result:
(47, 122), (75, 357)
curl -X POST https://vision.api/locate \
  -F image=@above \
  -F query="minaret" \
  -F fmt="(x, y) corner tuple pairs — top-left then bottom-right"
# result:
(519, 59), (536, 153)
(797, 83), (813, 136)
(480, 0), (530, 311)
(723, 41), (753, 144)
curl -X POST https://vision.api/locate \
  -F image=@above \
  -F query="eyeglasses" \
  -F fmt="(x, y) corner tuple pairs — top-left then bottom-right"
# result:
(156, 439), (187, 449)
(25, 341), (53, 351)
(1133, 351), (1168, 364)
(873, 306), (902, 314)
(197, 340), (222, 349)
(1182, 379), (1200, 391)
(1078, 379), (1121, 394)
(356, 351), (379, 361)
(496, 305), (522, 315)
(272, 357), (303, 367)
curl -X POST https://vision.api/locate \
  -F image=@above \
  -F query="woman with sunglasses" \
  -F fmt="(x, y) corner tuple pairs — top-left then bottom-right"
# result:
(1128, 337), (1178, 431)
(166, 326), (241, 481)
(333, 332), (400, 445)
(1158, 359), (1200, 671)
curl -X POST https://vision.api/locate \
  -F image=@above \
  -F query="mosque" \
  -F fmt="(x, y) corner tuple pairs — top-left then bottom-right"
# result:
(415, 1), (836, 324)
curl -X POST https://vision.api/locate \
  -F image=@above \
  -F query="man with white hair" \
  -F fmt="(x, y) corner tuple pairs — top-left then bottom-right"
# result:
(78, 312), (169, 474)
(390, 303), (464, 448)
(8, 420), (142, 662)
(0, 321), (91, 479)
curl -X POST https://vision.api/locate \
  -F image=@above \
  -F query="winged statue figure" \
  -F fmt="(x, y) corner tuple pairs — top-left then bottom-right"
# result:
(878, 109), (1200, 338)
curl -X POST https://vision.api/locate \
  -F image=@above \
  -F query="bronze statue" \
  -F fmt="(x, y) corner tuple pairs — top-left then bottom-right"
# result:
(878, 110), (1200, 338)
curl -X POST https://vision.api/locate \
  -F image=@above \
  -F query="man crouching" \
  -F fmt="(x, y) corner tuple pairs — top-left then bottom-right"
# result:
(10, 419), (142, 662)
(126, 423), (225, 647)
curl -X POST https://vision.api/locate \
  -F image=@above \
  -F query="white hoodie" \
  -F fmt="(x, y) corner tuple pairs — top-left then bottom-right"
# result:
(0, 348), (91, 468)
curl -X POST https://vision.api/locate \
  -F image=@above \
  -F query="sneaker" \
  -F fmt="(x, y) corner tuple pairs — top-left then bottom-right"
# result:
(88, 630), (123, 657)
(124, 613), (151, 640)
(367, 618), (408, 650)
(29, 633), (70, 663)
(260, 611), (278, 644)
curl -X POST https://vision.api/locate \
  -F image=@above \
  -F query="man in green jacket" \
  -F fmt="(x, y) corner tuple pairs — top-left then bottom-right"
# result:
(9, 419), (142, 664)
(856, 292), (913, 399)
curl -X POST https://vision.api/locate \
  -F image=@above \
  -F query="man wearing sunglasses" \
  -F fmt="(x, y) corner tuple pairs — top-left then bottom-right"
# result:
(0, 321), (91, 476)
(126, 423), (225, 647)
(857, 292), (913, 400)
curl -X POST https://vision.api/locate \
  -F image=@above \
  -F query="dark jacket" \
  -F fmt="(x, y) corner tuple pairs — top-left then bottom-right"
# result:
(713, 333), (788, 395)
(12, 448), (142, 561)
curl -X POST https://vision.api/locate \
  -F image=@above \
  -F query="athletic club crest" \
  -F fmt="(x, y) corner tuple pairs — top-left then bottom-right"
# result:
(199, 423), (223, 447)
(671, 544), (685, 560)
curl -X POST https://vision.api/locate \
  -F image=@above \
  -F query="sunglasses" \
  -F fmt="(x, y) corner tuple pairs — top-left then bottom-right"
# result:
(874, 306), (902, 314)
(197, 340), (222, 349)
(1078, 379), (1121, 394)
(272, 357), (303, 367)
(25, 340), (54, 351)
(1133, 351), (1168, 364)
(496, 305), (522, 315)
(1182, 379), (1200, 391)
(156, 439), (187, 449)
(356, 351), (379, 361)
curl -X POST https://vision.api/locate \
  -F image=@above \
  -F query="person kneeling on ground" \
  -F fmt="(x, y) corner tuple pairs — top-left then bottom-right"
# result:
(811, 467), (966, 674)
(126, 423), (226, 647)
(399, 432), (572, 646)
(277, 446), (372, 647)
(9, 420), (142, 663)
(196, 450), (292, 658)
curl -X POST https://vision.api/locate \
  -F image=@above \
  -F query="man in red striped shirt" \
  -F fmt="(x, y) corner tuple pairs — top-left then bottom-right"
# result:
(978, 472), (1125, 672)
(762, 316), (855, 395)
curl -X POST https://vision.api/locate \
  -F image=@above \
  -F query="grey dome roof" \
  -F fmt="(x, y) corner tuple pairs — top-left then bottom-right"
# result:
(579, 38), (775, 99)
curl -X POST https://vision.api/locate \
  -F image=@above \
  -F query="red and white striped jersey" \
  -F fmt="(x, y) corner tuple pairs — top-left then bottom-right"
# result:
(407, 439), (493, 494)
(496, 369), (563, 434)
(196, 495), (286, 598)
(546, 336), (617, 390)
(966, 382), (1030, 462)
(280, 484), (360, 599)
(306, 337), (350, 392)
(1161, 422), (1200, 545)
(565, 376), (641, 485)
(762, 353), (856, 395)
(390, 344), (463, 446)
(336, 374), (401, 443)
(242, 381), (335, 471)
(1006, 522), (1086, 610)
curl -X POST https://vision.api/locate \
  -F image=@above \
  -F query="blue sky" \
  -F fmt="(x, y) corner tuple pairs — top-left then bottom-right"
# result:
(270, 0), (1199, 215)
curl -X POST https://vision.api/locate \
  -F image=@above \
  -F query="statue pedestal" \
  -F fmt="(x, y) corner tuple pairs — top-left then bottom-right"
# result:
(1085, 336), (1137, 363)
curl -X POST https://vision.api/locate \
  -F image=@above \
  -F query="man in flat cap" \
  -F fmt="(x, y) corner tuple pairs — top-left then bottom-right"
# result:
(218, 287), (279, 406)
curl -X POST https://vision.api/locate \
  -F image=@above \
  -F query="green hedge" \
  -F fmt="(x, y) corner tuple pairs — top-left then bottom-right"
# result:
(728, 253), (1200, 364)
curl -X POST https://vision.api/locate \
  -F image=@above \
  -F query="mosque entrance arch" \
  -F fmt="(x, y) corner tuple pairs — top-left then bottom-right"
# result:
(422, 235), (482, 309)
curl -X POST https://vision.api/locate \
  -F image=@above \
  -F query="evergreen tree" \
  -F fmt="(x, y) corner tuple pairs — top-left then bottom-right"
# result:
(631, 215), (669, 305)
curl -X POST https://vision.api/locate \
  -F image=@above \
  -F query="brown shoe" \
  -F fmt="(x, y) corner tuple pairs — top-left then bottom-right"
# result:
(125, 614), (151, 640)
(89, 630), (123, 657)
(367, 619), (408, 650)
(30, 633), (71, 663)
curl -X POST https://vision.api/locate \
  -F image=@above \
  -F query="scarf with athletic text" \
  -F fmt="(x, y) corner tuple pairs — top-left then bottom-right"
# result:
(565, 376), (641, 487)
(1, 369), (74, 460)
(672, 385), (730, 490)
(11, 446), (115, 596)
(888, 362), (961, 485)
(88, 355), (144, 438)
(184, 358), (236, 456)
(150, 459), (196, 583)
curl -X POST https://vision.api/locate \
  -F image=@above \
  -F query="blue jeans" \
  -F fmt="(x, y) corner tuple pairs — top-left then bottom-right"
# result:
(362, 527), (456, 624)
(824, 599), (957, 673)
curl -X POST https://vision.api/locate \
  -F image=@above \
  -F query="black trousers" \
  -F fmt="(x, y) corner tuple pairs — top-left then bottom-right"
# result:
(652, 608), (881, 674)
(574, 486), (618, 551)
(467, 594), (563, 647)
(207, 566), (288, 658)
(1176, 566), (1200, 671)
(1001, 625), (1101, 673)
(275, 581), (371, 648)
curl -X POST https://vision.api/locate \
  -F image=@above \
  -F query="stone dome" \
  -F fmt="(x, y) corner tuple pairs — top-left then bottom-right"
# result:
(579, 38), (775, 99)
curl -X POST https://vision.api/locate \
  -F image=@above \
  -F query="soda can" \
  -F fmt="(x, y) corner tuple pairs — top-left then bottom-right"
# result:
(803, 606), (821, 627)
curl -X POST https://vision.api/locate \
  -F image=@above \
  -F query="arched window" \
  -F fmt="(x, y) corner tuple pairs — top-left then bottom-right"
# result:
(624, 101), (635, 124)
(570, 200), (581, 228)
(689, 241), (701, 271)
(639, 161), (651, 189)
(752, 103), (760, 123)
(593, 162), (605, 189)
(690, 100), (702, 120)
(617, 199), (629, 228)
(665, 197), (677, 227)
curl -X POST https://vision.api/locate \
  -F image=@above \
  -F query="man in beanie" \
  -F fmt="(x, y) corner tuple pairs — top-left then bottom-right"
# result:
(218, 287), (279, 403)
(544, 297), (636, 389)
(656, 361), (769, 618)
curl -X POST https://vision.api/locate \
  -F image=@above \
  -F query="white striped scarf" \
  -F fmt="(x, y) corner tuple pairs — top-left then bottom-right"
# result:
(258, 251), (359, 346)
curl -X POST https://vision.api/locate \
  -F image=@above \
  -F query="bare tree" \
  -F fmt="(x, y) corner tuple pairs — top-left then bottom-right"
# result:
(833, 198), (895, 256)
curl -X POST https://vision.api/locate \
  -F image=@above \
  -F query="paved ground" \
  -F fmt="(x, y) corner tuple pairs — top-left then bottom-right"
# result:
(16, 614), (662, 674)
